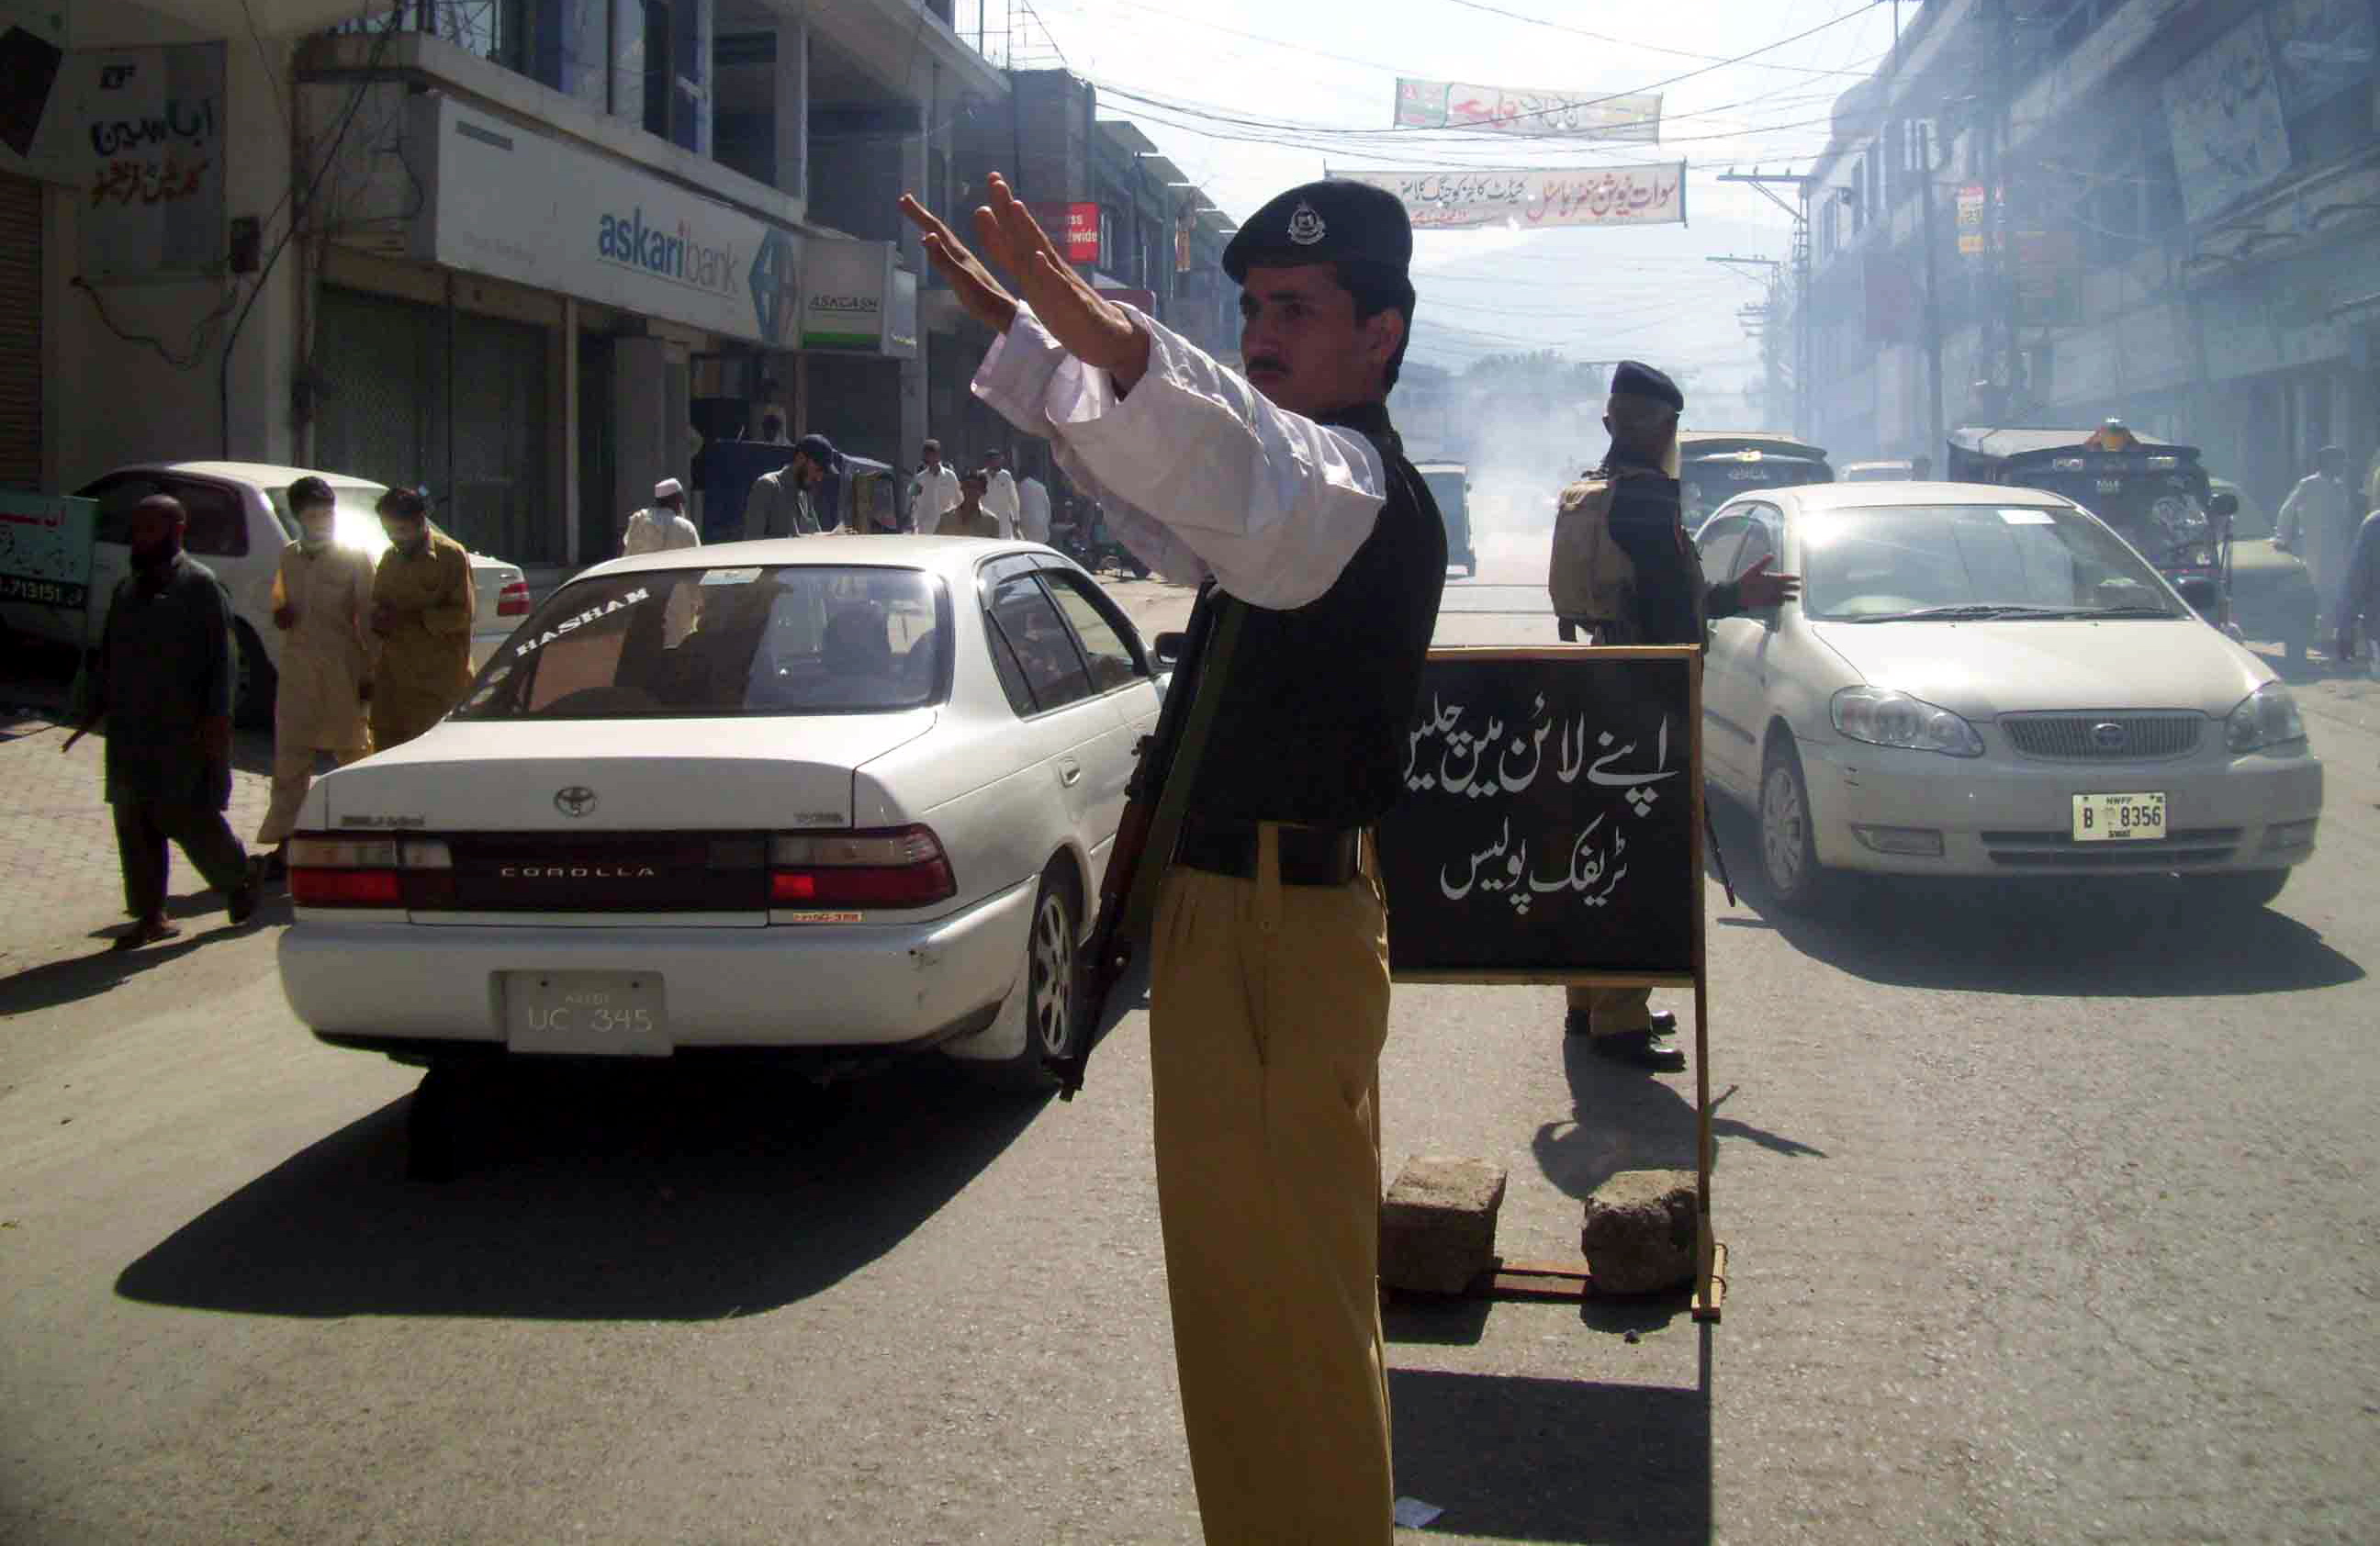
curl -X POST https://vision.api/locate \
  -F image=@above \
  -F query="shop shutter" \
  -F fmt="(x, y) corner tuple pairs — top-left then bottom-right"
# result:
(0, 174), (43, 490)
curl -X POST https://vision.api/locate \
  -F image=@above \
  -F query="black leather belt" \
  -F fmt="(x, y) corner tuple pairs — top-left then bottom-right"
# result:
(1176, 821), (1361, 886)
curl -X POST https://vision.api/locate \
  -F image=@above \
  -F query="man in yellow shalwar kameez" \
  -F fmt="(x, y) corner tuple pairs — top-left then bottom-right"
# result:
(368, 487), (476, 752)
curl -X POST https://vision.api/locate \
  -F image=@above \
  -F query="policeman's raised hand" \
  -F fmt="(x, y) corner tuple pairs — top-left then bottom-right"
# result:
(982, 174), (1149, 386)
(1734, 555), (1802, 610)
(898, 193), (1018, 335)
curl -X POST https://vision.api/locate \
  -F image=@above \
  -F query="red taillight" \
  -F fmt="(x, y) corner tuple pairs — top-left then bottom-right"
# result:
(290, 868), (403, 906)
(769, 825), (957, 911)
(497, 579), (532, 617)
(287, 835), (447, 909)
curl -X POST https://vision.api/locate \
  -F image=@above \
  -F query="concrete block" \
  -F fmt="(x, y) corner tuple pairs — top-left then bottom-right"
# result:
(1579, 1169), (1699, 1294)
(1380, 1156), (1508, 1295)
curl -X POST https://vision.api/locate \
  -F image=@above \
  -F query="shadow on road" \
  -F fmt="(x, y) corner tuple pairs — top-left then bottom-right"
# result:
(1709, 797), (2363, 997)
(1535, 1036), (1826, 1204)
(1389, 1328), (1712, 1543)
(1, 900), (281, 1014)
(115, 1059), (1042, 1321)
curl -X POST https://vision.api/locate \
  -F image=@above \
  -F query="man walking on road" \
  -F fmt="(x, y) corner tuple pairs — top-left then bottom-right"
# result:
(1017, 460), (1053, 544)
(981, 447), (1021, 539)
(908, 440), (958, 534)
(2278, 446), (2358, 632)
(1548, 362), (1800, 1067)
(369, 488), (476, 753)
(254, 476), (375, 881)
(67, 494), (258, 950)
(932, 470), (1002, 538)
(904, 173), (1442, 1544)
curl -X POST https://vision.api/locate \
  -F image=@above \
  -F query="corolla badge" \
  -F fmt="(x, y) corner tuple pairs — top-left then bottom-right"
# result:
(555, 786), (599, 817)
(2090, 723), (2127, 752)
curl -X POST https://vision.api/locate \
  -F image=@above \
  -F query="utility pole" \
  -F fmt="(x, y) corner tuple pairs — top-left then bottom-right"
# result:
(1918, 120), (1945, 462)
(1990, 0), (2020, 415)
(1712, 256), (1786, 428)
(1720, 170), (1813, 437)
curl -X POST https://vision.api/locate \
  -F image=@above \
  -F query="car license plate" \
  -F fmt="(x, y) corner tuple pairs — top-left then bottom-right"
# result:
(2072, 792), (2166, 843)
(505, 971), (670, 1056)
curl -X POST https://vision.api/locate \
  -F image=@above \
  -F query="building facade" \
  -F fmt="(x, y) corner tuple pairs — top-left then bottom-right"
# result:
(1793, 0), (2380, 513)
(6, 0), (1238, 578)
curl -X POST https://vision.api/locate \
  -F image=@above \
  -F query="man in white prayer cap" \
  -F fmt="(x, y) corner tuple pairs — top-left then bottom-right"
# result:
(623, 477), (704, 643)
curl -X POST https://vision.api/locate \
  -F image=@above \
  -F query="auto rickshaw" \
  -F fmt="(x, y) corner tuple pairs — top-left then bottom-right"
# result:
(1945, 421), (2240, 629)
(1677, 431), (1835, 524)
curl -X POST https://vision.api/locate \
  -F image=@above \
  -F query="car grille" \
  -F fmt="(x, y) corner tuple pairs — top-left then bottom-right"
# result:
(441, 833), (769, 912)
(1979, 826), (2243, 869)
(1998, 712), (2203, 761)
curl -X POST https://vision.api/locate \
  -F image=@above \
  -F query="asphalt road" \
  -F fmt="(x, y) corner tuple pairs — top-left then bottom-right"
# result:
(3, 550), (2375, 1543)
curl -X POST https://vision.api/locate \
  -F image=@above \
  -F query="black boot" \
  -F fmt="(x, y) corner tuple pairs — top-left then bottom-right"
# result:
(1589, 1030), (1688, 1070)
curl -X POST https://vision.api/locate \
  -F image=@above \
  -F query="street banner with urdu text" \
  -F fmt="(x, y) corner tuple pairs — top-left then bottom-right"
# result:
(1331, 165), (1685, 230)
(1394, 77), (1662, 141)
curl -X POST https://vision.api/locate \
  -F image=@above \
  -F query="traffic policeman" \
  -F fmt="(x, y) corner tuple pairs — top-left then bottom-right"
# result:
(1548, 362), (1799, 1067)
(903, 174), (1442, 1544)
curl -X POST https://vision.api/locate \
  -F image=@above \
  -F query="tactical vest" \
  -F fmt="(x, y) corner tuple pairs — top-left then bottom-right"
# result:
(1184, 402), (1449, 827)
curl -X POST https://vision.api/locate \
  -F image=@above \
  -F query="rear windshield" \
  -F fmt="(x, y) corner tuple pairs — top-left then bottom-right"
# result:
(1684, 459), (1830, 521)
(457, 565), (948, 719)
(1421, 471), (1466, 515)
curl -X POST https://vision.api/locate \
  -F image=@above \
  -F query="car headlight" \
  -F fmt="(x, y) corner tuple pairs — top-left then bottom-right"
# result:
(1830, 687), (1985, 756)
(2225, 682), (2307, 753)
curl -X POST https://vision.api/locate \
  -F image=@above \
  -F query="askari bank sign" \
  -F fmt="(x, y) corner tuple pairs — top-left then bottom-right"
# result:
(415, 96), (802, 348)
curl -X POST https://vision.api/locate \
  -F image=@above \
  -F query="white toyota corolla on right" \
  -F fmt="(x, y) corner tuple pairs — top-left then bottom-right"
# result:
(1693, 482), (2322, 911)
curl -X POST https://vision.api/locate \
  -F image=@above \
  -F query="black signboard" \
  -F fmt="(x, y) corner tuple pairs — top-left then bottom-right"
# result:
(1380, 646), (1702, 983)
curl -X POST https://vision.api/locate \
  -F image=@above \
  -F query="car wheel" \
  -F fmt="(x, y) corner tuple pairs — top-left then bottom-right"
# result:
(2187, 868), (2290, 911)
(982, 863), (1083, 1092)
(1757, 737), (1831, 911)
(233, 622), (276, 730)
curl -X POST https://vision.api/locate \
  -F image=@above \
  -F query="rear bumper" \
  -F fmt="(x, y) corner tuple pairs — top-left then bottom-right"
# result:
(1799, 736), (2323, 877)
(277, 875), (1035, 1052)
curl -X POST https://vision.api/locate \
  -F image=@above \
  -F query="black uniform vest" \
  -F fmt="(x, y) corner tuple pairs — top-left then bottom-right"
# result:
(1184, 402), (1448, 827)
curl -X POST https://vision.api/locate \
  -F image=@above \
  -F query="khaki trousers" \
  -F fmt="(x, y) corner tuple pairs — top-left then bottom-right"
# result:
(257, 740), (370, 846)
(1150, 827), (1394, 1545)
(1565, 983), (1656, 1034)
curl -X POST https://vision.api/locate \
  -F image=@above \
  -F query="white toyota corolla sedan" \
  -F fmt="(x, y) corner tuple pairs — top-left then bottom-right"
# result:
(1693, 483), (2322, 910)
(276, 536), (1162, 1098)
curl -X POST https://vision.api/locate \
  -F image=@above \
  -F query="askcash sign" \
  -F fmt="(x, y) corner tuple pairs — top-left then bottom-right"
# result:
(801, 239), (916, 358)
(414, 96), (801, 347)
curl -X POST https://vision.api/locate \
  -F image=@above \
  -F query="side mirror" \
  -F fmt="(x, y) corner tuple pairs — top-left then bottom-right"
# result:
(1152, 630), (1187, 667)
(2207, 491), (2238, 518)
(2172, 574), (2220, 618)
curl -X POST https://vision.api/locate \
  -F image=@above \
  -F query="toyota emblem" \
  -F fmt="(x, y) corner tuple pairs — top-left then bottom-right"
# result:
(2090, 722), (2127, 752)
(554, 786), (599, 818)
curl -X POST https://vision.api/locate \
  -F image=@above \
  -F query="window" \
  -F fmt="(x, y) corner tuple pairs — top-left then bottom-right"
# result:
(83, 475), (170, 543)
(1693, 513), (1751, 588)
(1731, 513), (1779, 593)
(168, 481), (250, 557)
(457, 566), (948, 719)
(982, 573), (1094, 714)
(1039, 568), (1147, 693)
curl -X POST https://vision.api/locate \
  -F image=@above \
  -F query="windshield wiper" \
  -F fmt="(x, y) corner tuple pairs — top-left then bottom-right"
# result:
(2004, 605), (2178, 620)
(1831, 603), (2066, 623)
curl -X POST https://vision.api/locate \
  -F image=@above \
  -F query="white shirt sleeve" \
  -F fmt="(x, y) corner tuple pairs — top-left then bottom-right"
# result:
(623, 510), (659, 555)
(972, 305), (1388, 610)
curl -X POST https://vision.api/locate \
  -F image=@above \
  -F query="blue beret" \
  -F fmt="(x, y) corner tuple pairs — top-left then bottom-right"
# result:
(1224, 180), (1413, 284)
(1609, 360), (1684, 412)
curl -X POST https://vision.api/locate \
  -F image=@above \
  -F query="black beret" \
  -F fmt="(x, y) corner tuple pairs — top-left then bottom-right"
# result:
(1609, 360), (1684, 413)
(794, 431), (843, 472)
(1224, 180), (1413, 284)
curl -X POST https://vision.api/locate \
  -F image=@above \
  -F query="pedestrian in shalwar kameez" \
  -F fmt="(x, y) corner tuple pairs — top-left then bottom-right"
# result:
(253, 476), (376, 880)
(627, 477), (704, 644)
(1546, 363), (1800, 1066)
(368, 487), (476, 753)
(904, 174), (1443, 1545)
(66, 494), (259, 950)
